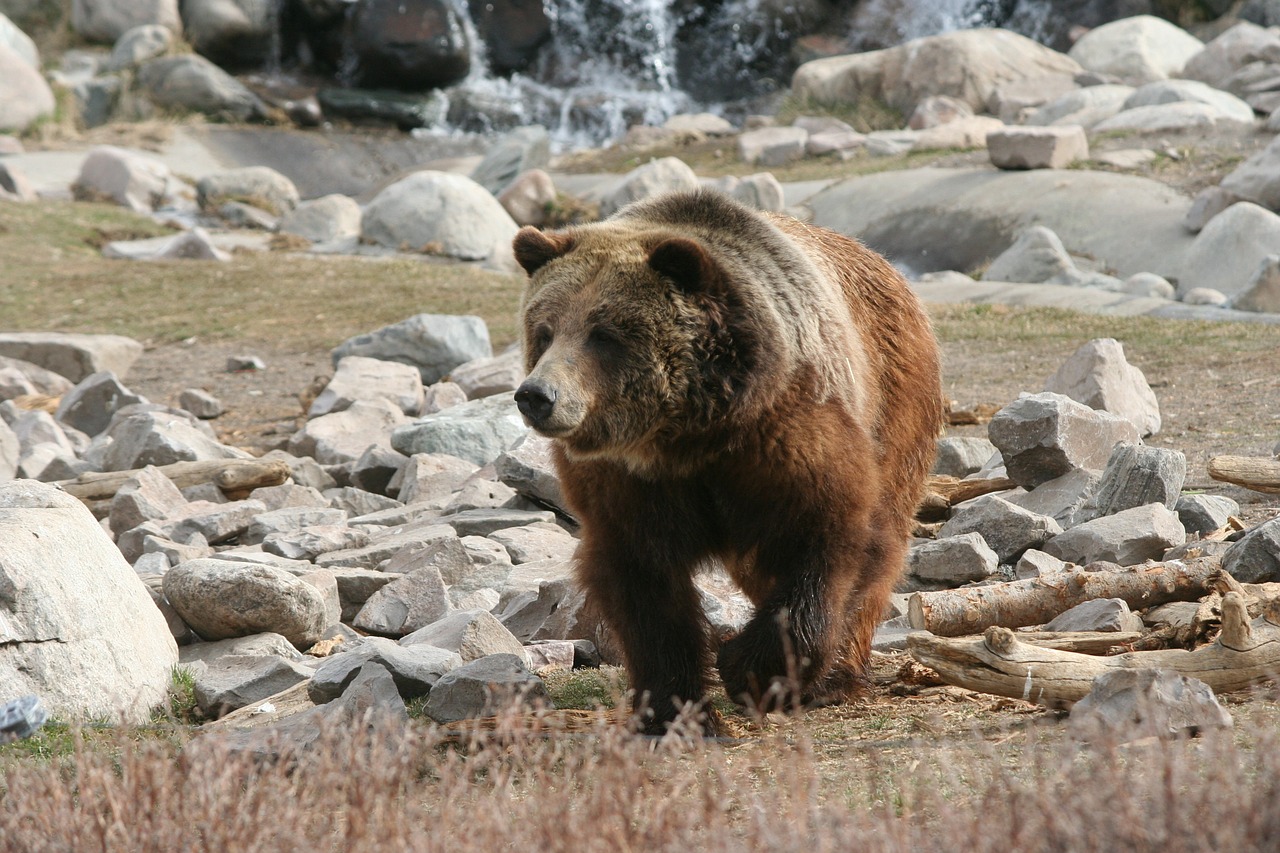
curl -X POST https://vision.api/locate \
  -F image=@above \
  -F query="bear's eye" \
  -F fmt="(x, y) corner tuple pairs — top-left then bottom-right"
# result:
(587, 326), (623, 352)
(531, 325), (553, 355)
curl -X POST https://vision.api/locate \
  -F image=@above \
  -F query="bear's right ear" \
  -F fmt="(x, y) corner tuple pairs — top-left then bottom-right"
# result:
(513, 227), (575, 276)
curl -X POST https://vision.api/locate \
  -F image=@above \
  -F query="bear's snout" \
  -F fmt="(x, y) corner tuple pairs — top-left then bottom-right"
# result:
(515, 378), (558, 426)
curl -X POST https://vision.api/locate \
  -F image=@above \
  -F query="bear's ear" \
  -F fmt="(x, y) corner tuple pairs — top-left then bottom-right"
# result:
(513, 227), (575, 276)
(647, 237), (722, 296)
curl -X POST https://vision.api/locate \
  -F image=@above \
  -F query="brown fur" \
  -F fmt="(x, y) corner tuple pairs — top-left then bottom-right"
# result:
(513, 190), (942, 734)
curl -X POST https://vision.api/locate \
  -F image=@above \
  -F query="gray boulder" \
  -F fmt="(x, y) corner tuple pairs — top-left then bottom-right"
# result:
(278, 194), (362, 244)
(197, 166), (298, 216)
(192, 654), (313, 718)
(0, 480), (178, 723)
(393, 452), (478, 505)
(243, 506), (348, 545)
(984, 225), (1075, 284)
(108, 464), (187, 537)
(1042, 503), (1186, 566)
(332, 313), (492, 385)
(1180, 203), (1280, 301)
(0, 12), (38, 68)
(1044, 338), (1161, 437)
(352, 562), (453, 637)
(309, 355), (424, 418)
(104, 23), (173, 70)
(55, 370), (147, 437)
(162, 558), (331, 648)
(1122, 79), (1255, 123)
(72, 145), (170, 213)
(907, 532), (999, 586)
(1044, 598), (1143, 633)
(1221, 137), (1280, 213)
(309, 636), (461, 703)
(1067, 15), (1202, 85)
(987, 125), (1089, 170)
(400, 608), (525, 663)
(287, 398), (408, 466)
(422, 653), (549, 723)
(0, 332), (143, 383)
(488, 522), (577, 565)
(937, 495), (1063, 563)
(1070, 669), (1231, 740)
(1008, 468), (1100, 528)
(1077, 444), (1185, 523)
(470, 125), (550, 196)
(136, 54), (265, 121)
(988, 392), (1142, 489)
(102, 410), (251, 471)
(1175, 494), (1239, 536)
(448, 348), (525, 400)
(1025, 84), (1134, 128)
(1222, 517), (1280, 583)
(71, 0), (181, 42)
(391, 391), (527, 467)
(361, 171), (517, 261)
(495, 432), (565, 514)
(598, 157), (699, 218)
(1232, 255), (1280, 314)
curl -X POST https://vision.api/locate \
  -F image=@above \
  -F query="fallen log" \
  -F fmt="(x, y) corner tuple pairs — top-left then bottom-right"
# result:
(1207, 455), (1280, 494)
(908, 591), (1280, 707)
(1014, 631), (1142, 655)
(55, 458), (291, 516)
(908, 556), (1221, 637)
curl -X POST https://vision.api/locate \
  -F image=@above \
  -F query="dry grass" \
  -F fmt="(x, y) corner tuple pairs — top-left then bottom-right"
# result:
(3, 700), (1280, 852)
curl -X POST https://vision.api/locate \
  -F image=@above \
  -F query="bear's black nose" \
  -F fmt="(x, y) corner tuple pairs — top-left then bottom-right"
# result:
(515, 379), (557, 424)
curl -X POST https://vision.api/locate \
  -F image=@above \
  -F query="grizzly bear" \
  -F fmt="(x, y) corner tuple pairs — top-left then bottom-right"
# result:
(512, 189), (941, 735)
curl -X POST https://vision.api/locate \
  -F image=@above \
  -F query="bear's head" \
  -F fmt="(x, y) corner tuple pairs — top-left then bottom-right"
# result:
(512, 223), (761, 470)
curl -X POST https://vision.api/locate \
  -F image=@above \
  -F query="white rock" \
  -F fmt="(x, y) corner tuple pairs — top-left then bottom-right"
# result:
(1180, 202), (1280, 301)
(1068, 15), (1203, 85)
(72, 0), (182, 43)
(309, 355), (425, 418)
(288, 398), (408, 466)
(598, 157), (699, 218)
(1044, 338), (1161, 437)
(0, 480), (178, 723)
(738, 126), (809, 166)
(279, 193), (362, 244)
(1092, 102), (1240, 133)
(362, 171), (518, 260)
(988, 125), (1088, 170)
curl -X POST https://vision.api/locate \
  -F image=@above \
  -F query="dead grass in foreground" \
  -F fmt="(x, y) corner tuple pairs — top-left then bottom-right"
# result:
(2, 702), (1280, 853)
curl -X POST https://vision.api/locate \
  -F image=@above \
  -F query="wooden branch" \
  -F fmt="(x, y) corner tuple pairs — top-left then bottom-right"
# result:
(1207, 455), (1280, 494)
(917, 475), (1018, 521)
(908, 557), (1221, 637)
(1015, 631), (1142, 654)
(908, 591), (1280, 707)
(55, 459), (291, 516)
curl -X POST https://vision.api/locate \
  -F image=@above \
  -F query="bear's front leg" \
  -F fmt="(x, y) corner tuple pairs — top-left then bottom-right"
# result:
(716, 535), (860, 712)
(575, 534), (718, 736)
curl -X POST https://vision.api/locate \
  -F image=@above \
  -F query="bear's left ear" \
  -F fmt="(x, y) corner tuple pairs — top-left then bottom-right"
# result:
(514, 226), (575, 276)
(647, 237), (723, 296)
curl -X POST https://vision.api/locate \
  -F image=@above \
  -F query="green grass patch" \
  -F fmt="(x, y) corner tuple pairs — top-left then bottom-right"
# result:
(0, 200), (526, 350)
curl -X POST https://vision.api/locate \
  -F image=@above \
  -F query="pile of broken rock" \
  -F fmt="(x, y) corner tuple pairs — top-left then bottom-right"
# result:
(0, 318), (1277, 743)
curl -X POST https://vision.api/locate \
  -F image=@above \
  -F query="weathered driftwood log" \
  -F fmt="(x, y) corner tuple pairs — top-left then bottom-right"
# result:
(908, 557), (1222, 637)
(1207, 455), (1280, 494)
(908, 592), (1280, 706)
(55, 458), (291, 516)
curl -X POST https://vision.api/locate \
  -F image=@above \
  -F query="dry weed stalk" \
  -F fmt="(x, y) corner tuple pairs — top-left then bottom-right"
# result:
(2, 698), (1280, 852)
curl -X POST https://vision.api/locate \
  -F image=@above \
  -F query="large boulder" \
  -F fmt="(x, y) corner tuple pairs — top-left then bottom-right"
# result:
(1179, 203), (1280, 301)
(136, 54), (265, 121)
(793, 29), (1082, 114)
(347, 0), (471, 90)
(0, 332), (143, 383)
(0, 480), (178, 723)
(181, 0), (276, 69)
(0, 12), (39, 68)
(361, 171), (517, 261)
(0, 41), (53, 132)
(1181, 21), (1280, 89)
(72, 145), (171, 213)
(1067, 15), (1203, 85)
(598, 157), (699, 218)
(163, 558), (331, 648)
(802, 167), (1194, 281)
(72, 0), (181, 43)
(332, 313), (492, 385)
(1221, 136), (1280, 213)
(196, 166), (299, 216)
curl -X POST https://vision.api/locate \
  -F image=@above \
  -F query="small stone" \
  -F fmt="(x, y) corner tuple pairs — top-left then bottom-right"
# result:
(1174, 494), (1239, 536)
(1008, 468), (1100, 528)
(178, 388), (223, 419)
(938, 496), (1064, 563)
(422, 381), (468, 414)
(108, 464), (187, 538)
(988, 125), (1089, 170)
(226, 355), (265, 372)
(907, 533), (999, 586)
(1044, 338), (1161, 437)
(309, 355), (425, 418)
(263, 525), (370, 561)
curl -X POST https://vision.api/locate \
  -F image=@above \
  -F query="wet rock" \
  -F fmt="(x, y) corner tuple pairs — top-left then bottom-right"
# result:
(315, 87), (449, 130)
(348, 0), (471, 90)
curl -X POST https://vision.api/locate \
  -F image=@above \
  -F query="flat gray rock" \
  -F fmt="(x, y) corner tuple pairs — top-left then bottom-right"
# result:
(332, 313), (492, 385)
(1069, 668), (1231, 741)
(400, 608), (525, 663)
(192, 653), (313, 718)
(938, 495), (1063, 563)
(308, 636), (461, 703)
(422, 653), (550, 724)
(391, 392), (528, 467)
(1042, 503), (1186, 566)
(907, 532), (999, 586)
